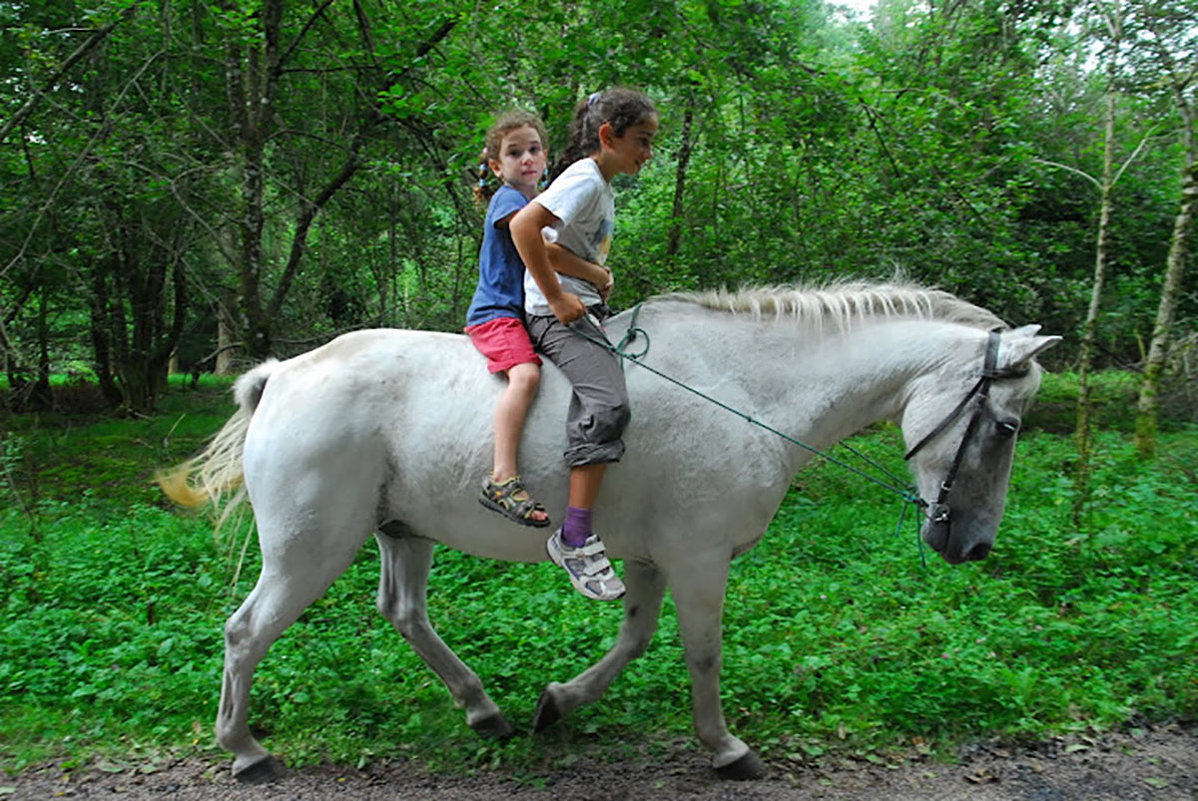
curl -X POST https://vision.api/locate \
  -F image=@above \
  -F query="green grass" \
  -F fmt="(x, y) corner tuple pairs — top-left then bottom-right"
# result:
(1, 376), (1195, 777)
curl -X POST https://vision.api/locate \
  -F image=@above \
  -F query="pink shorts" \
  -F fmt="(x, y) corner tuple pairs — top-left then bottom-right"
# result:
(465, 317), (542, 374)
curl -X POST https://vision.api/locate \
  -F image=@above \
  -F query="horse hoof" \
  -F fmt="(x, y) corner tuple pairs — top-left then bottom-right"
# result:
(470, 712), (515, 740)
(233, 755), (284, 784)
(715, 750), (766, 781)
(531, 688), (561, 732)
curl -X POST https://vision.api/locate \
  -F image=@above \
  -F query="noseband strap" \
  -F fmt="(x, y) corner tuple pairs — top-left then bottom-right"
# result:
(904, 330), (1019, 523)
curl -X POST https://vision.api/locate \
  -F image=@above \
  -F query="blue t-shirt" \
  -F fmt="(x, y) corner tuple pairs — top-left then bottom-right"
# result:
(466, 185), (529, 327)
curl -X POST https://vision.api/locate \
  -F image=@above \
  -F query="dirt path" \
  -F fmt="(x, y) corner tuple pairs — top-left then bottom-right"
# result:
(7, 724), (1195, 800)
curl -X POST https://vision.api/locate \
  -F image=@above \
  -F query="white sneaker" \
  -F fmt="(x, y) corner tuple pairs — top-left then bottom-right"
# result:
(546, 529), (626, 601)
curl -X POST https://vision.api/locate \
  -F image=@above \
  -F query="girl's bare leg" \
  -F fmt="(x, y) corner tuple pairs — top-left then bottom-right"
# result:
(568, 462), (606, 509)
(490, 361), (547, 524)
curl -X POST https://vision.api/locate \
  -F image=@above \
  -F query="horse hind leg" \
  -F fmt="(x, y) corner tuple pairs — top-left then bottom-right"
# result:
(533, 559), (667, 731)
(374, 527), (513, 739)
(216, 523), (370, 781)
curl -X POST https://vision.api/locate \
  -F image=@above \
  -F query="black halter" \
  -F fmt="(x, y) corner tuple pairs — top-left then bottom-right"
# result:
(903, 330), (1026, 529)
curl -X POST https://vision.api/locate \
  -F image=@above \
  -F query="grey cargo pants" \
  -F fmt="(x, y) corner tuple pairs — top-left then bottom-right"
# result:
(525, 310), (630, 467)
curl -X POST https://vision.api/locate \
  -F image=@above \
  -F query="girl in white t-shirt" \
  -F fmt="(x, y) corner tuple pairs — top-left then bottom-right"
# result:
(510, 88), (659, 602)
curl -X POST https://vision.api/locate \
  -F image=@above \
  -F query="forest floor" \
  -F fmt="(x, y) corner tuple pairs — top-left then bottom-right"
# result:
(6, 723), (1195, 800)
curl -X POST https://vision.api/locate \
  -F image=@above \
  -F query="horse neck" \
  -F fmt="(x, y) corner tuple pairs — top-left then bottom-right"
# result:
(708, 316), (969, 455)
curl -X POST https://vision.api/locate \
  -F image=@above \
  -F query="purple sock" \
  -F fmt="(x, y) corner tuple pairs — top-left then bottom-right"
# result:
(561, 506), (593, 547)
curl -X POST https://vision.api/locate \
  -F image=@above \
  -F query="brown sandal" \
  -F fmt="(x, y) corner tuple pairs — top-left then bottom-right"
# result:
(479, 475), (551, 528)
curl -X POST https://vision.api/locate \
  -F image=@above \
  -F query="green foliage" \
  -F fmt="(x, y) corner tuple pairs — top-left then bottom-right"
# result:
(0, 501), (227, 763)
(2, 384), (235, 509)
(1, 379), (1194, 775)
(3, 0), (1194, 410)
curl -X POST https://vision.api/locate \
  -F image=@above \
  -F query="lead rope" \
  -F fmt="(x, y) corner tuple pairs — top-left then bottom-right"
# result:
(568, 307), (930, 544)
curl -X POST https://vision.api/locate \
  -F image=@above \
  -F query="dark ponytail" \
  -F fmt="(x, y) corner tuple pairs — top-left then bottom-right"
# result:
(549, 88), (657, 180)
(472, 154), (492, 209)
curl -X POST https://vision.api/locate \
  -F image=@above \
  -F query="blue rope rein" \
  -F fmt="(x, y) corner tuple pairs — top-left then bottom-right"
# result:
(570, 305), (930, 561)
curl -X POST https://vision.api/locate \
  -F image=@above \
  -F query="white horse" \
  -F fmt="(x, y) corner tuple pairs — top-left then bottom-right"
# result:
(160, 282), (1059, 782)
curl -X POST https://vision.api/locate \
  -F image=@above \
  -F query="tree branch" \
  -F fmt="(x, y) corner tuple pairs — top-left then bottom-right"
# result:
(278, 0), (338, 70)
(0, 5), (138, 145)
(1033, 157), (1102, 190)
(0, 49), (167, 284)
(1113, 124), (1161, 184)
(262, 17), (461, 320)
(267, 142), (364, 320)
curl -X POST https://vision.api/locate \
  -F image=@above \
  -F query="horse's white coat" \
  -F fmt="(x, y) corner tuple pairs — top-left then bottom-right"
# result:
(169, 285), (1059, 779)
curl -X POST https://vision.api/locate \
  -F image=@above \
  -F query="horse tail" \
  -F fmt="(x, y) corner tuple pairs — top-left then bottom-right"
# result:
(157, 359), (280, 523)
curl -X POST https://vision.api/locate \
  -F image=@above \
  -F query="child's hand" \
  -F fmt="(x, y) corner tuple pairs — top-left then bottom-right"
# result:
(597, 266), (613, 302)
(549, 291), (586, 324)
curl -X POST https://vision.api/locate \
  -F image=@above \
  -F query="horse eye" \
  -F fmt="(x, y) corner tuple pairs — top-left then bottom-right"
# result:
(995, 420), (1019, 437)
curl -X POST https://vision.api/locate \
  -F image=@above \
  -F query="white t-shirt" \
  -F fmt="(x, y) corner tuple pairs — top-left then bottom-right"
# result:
(524, 158), (614, 316)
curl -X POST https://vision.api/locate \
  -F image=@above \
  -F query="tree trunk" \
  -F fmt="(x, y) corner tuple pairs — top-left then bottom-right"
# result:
(1073, 13), (1122, 527)
(216, 301), (236, 375)
(86, 254), (124, 408)
(226, 0), (282, 361)
(1134, 158), (1196, 456)
(120, 228), (186, 412)
(31, 287), (53, 411)
(667, 104), (695, 259)
(1075, 123), (1113, 455)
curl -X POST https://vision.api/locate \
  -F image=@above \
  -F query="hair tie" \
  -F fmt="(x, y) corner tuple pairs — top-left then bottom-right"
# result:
(477, 162), (488, 188)
(587, 91), (601, 106)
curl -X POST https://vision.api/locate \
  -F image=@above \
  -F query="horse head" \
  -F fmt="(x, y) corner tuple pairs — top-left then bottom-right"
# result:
(901, 324), (1060, 565)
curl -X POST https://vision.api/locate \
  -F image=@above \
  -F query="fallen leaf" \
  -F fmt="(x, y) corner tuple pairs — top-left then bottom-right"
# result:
(965, 767), (998, 784)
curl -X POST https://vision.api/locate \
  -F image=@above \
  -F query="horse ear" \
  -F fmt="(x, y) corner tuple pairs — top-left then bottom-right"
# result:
(1000, 325), (1062, 370)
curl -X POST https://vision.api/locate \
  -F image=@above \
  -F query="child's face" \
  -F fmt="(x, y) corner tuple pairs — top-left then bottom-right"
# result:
(605, 115), (658, 176)
(490, 125), (546, 197)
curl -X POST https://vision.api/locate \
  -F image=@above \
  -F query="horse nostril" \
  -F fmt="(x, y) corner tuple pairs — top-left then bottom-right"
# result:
(965, 542), (992, 561)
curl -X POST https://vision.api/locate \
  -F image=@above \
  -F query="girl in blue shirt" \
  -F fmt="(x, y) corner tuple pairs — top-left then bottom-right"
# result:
(467, 111), (610, 535)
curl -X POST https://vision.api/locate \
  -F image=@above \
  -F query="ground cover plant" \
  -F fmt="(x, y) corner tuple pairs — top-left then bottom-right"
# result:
(1, 374), (1194, 778)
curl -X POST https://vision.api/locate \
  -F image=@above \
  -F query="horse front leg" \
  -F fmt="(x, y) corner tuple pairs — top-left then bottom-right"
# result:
(374, 530), (512, 738)
(667, 552), (765, 780)
(532, 559), (667, 730)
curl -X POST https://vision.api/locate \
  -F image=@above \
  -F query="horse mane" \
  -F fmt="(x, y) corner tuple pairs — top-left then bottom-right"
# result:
(654, 281), (1005, 331)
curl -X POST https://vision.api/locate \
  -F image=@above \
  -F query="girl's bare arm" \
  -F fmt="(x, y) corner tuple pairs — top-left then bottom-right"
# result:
(546, 244), (612, 299)
(510, 202), (585, 323)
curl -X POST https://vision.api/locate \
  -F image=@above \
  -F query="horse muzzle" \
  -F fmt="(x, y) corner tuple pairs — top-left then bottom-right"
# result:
(921, 503), (993, 564)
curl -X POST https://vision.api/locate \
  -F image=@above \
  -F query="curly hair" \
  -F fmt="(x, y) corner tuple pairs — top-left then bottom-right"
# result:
(473, 109), (548, 207)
